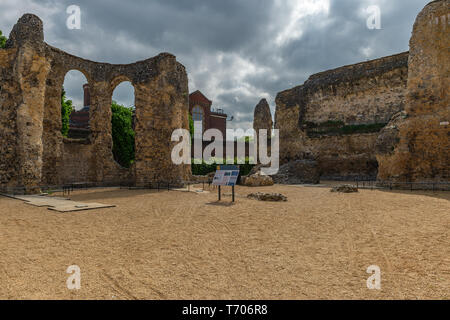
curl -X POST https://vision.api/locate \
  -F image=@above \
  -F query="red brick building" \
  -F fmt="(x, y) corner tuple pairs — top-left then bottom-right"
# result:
(69, 87), (228, 141)
(68, 83), (90, 139)
(189, 90), (228, 141)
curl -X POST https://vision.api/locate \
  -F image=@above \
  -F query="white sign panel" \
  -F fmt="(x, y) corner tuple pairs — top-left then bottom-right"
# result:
(212, 170), (240, 186)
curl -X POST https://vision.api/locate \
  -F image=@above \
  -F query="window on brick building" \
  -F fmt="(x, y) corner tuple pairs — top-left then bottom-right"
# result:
(193, 105), (203, 121)
(192, 105), (204, 138)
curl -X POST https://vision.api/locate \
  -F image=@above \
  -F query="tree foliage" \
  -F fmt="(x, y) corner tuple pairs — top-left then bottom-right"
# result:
(111, 101), (135, 168)
(0, 30), (7, 48)
(189, 113), (194, 137)
(61, 88), (73, 137)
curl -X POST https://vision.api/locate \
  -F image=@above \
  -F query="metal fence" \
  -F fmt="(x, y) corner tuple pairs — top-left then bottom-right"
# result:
(0, 183), (98, 196)
(1, 180), (215, 196)
(355, 180), (450, 192)
(3, 179), (449, 196)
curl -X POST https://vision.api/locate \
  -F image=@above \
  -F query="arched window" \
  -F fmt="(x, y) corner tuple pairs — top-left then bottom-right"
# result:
(192, 105), (204, 138)
(192, 105), (203, 121)
(111, 81), (135, 168)
(62, 70), (90, 140)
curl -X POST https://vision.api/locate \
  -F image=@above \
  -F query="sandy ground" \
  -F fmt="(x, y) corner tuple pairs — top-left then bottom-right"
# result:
(0, 185), (449, 300)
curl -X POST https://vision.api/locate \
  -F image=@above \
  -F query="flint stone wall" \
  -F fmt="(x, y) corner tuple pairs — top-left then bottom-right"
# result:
(0, 14), (191, 193)
(376, 0), (449, 183)
(274, 1), (448, 184)
(275, 52), (408, 180)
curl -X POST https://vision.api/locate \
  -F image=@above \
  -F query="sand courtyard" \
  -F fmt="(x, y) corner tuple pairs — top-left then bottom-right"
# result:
(0, 185), (449, 300)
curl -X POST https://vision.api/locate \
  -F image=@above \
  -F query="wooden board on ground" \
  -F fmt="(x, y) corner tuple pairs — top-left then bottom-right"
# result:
(3, 194), (115, 212)
(172, 188), (210, 194)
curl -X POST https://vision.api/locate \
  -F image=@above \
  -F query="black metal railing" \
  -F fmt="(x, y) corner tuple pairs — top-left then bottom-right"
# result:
(354, 180), (450, 192)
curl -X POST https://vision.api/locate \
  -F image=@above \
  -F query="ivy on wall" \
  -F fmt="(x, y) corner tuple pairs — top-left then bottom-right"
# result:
(304, 120), (387, 137)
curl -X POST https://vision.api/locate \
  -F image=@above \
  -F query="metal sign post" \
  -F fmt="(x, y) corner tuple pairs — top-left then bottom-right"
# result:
(212, 165), (240, 203)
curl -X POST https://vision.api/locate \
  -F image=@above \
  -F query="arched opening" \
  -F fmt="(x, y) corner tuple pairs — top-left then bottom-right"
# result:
(61, 70), (91, 140)
(111, 81), (136, 168)
(192, 105), (204, 138)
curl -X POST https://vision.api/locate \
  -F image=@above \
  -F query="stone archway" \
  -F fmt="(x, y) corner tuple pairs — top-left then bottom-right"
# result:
(0, 14), (191, 193)
(110, 77), (136, 169)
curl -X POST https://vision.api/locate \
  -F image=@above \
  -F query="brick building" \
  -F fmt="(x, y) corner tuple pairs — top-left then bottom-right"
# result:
(68, 83), (90, 139)
(68, 87), (228, 141)
(189, 90), (228, 141)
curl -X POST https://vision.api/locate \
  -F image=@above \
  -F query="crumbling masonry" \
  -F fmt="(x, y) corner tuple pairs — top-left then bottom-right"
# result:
(273, 0), (449, 183)
(0, 14), (191, 193)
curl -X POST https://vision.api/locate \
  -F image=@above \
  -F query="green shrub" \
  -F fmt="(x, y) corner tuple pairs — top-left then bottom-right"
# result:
(61, 88), (73, 137)
(0, 30), (7, 49)
(191, 157), (255, 176)
(111, 101), (135, 168)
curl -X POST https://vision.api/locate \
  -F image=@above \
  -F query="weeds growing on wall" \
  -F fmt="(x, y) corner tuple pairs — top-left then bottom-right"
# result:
(304, 120), (387, 137)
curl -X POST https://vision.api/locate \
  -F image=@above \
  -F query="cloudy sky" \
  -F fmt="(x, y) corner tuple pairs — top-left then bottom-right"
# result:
(0, 0), (429, 129)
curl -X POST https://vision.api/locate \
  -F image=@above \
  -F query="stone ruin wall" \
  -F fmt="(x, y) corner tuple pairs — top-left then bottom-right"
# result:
(275, 52), (409, 180)
(377, 0), (449, 183)
(304, 134), (382, 180)
(0, 14), (191, 193)
(60, 140), (94, 184)
(302, 53), (408, 126)
(275, 0), (449, 183)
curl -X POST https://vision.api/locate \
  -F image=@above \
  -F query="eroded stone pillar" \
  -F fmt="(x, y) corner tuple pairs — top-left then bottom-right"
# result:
(42, 71), (65, 186)
(134, 55), (191, 187)
(377, 0), (449, 182)
(89, 80), (116, 185)
(0, 14), (50, 193)
(253, 98), (273, 164)
(0, 48), (20, 189)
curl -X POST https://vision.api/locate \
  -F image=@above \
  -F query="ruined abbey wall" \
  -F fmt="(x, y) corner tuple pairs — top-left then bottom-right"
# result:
(275, 53), (408, 180)
(303, 53), (408, 126)
(0, 14), (191, 193)
(377, 0), (449, 183)
(275, 0), (449, 183)
(303, 133), (380, 180)
(60, 139), (95, 184)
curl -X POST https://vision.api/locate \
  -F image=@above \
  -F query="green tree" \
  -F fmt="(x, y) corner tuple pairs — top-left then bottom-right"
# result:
(111, 101), (135, 168)
(189, 113), (194, 137)
(0, 30), (7, 48)
(61, 88), (73, 137)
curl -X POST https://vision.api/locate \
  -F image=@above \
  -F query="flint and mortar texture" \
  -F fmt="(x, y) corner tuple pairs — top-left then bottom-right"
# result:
(253, 98), (273, 134)
(0, 14), (191, 193)
(273, 0), (449, 182)
(377, 0), (449, 183)
(275, 52), (408, 180)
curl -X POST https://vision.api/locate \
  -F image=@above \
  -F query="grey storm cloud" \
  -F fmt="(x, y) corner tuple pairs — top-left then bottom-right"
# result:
(0, 0), (430, 128)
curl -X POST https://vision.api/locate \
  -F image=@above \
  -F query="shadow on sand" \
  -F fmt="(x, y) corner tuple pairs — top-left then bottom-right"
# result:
(58, 188), (162, 202)
(375, 189), (450, 202)
(205, 201), (236, 207)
